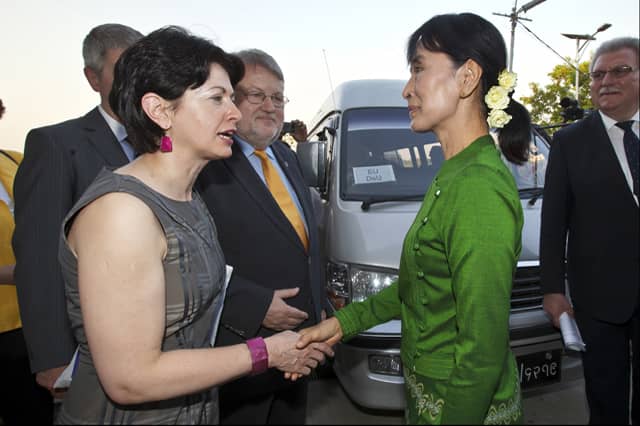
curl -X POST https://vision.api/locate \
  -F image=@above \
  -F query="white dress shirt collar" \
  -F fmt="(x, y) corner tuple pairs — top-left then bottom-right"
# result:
(598, 109), (640, 133)
(97, 105), (127, 142)
(234, 136), (276, 160)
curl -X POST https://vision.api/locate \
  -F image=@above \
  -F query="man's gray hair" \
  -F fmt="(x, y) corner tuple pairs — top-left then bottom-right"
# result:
(82, 23), (143, 73)
(234, 48), (284, 82)
(591, 37), (639, 71)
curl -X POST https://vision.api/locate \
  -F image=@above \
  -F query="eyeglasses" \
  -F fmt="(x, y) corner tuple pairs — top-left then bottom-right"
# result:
(238, 89), (289, 108)
(589, 65), (638, 81)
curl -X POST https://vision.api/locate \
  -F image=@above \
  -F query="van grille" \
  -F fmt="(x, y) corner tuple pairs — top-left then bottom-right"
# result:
(510, 266), (543, 312)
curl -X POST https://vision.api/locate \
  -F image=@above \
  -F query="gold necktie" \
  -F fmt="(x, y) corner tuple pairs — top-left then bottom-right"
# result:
(254, 150), (309, 251)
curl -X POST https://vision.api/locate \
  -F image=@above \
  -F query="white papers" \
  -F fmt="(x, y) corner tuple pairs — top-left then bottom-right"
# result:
(224, 265), (233, 288)
(559, 312), (586, 351)
(210, 264), (233, 347)
(53, 346), (79, 389)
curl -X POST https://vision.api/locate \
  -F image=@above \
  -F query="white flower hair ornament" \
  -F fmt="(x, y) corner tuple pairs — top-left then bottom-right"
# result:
(485, 70), (517, 129)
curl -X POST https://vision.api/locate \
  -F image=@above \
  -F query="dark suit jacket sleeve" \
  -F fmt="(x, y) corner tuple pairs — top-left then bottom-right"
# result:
(539, 129), (571, 295)
(12, 127), (77, 373)
(221, 273), (274, 339)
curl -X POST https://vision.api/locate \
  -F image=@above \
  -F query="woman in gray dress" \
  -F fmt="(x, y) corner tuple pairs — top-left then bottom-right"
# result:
(57, 26), (332, 424)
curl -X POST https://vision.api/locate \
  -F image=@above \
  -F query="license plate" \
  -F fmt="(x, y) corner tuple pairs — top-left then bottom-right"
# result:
(517, 349), (562, 389)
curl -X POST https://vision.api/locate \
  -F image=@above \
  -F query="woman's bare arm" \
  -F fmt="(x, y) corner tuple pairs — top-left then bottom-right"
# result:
(68, 192), (331, 405)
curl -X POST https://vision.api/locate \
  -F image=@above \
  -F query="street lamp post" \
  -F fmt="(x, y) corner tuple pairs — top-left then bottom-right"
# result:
(493, 0), (547, 72)
(562, 23), (612, 103)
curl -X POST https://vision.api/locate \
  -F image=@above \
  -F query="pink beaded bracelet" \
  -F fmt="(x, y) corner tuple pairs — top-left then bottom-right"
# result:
(246, 337), (268, 376)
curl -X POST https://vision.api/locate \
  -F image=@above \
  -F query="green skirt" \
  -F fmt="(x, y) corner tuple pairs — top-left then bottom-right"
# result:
(403, 367), (523, 424)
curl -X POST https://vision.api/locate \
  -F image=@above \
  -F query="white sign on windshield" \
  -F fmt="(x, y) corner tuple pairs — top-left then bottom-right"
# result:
(353, 165), (396, 184)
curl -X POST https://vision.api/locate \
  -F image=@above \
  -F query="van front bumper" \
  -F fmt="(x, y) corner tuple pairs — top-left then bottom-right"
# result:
(332, 328), (583, 411)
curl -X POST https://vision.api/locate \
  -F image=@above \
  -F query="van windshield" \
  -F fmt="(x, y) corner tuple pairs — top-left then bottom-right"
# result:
(340, 107), (549, 202)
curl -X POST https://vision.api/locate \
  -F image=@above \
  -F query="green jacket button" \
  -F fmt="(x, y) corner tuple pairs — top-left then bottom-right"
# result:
(417, 271), (424, 278)
(413, 243), (420, 250)
(422, 217), (428, 224)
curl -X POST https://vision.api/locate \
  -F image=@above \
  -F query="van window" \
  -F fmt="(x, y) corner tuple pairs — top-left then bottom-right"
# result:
(340, 107), (549, 201)
(341, 108), (439, 201)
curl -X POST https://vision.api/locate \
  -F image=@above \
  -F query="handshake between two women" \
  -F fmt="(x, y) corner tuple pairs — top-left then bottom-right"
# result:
(281, 317), (344, 381)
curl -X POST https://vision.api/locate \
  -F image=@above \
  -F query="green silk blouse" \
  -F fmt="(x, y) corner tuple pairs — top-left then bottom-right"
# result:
(334, 135), (524, 424)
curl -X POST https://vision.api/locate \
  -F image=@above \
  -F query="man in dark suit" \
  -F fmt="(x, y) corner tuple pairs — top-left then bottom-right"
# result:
(541, 37), (639, 424)
(197, 49), (325, 425)
(12, 23), (142, 400)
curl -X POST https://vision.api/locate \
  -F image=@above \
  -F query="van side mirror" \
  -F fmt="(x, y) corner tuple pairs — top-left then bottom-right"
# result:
(296, 141), (327, 190)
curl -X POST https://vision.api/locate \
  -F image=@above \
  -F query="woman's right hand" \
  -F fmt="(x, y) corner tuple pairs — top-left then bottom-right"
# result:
(283, 317), (344, 381)
(264, 330), (334, 377)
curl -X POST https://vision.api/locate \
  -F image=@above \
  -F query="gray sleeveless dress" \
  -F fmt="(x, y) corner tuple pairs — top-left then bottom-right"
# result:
(57, 168), (226, 424)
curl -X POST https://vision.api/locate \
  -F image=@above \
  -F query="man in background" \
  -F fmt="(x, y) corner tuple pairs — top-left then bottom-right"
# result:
(197, 49), (325, 424)
(12, 23), (142, 399)
(541, 37), (639, 424)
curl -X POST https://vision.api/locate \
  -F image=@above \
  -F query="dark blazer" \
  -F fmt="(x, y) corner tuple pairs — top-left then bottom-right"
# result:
(540, 111), (639, 324)
(12, 107), (130, 372)
(196, 139), (324, 397)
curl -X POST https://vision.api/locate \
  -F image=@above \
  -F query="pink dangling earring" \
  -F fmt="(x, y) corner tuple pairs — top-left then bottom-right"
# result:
(160, 135), (173, 153)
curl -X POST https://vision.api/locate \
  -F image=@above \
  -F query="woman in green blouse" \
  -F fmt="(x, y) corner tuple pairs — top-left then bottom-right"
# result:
(296, 12), (532, 424)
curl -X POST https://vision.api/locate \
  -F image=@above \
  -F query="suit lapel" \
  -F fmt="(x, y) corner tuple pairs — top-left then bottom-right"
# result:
(588, 113), (615, 155)
(224, 142), (305, 251)
(588, 113), (633, 189)
(81, 107), (129, 166)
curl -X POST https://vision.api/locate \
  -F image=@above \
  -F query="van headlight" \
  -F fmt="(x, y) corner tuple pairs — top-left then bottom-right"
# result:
(326, 262), (398, 308)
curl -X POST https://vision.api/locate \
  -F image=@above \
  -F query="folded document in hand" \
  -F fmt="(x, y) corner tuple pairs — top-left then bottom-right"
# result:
(53, 347), (79, 389)
(559, 311), (586, 351)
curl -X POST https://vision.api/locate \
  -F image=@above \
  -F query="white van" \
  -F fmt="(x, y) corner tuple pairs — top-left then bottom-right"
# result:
(296, 79), (582, 410)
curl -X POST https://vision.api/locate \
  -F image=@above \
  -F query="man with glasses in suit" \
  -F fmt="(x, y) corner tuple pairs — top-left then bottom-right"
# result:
(197, 49), (325, 425)
(541, 37), (639, 424)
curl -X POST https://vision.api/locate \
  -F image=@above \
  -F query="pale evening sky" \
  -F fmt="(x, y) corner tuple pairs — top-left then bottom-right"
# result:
(1, 0), (638, 152)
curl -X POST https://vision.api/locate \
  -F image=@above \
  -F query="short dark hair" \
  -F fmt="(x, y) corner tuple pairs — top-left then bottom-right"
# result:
(407, 13), (530, 164)
(109, 26), (245, 154)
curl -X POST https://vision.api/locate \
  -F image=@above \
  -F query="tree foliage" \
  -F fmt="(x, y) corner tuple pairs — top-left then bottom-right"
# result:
(520, 58), (594, 131)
